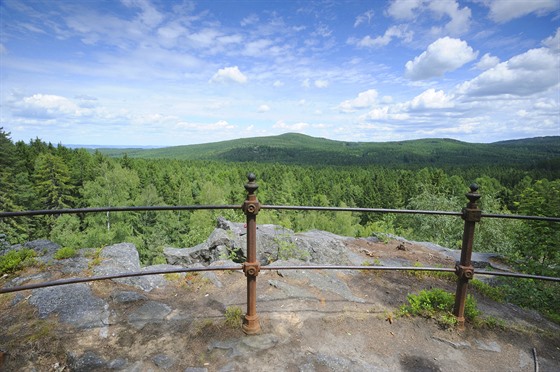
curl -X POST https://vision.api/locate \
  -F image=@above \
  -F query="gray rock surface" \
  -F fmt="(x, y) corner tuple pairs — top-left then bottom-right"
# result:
(163, 219), (354, 267)
(94, 243), (180, 292)
(29, 283), (109, 329)
(67, 350), (106, 371)
(127, 301), (172, 330)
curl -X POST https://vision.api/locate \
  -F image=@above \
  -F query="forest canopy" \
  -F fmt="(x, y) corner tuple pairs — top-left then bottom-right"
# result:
(0, 128), (558, 277)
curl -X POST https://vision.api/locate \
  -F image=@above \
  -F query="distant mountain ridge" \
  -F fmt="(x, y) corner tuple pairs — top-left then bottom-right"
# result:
(90, 133), (560, 169)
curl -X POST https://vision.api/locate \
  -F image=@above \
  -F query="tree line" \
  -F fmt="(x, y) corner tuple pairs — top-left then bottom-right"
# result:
(0, 128), (558, 279)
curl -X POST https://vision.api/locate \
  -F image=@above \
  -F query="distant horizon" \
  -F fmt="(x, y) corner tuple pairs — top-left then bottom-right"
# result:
(55, 132), (559, 150)
(1, 1), (558, 147)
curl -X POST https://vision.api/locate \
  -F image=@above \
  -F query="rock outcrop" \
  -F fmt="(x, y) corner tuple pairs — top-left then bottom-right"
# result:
(2, 219), (555, 372)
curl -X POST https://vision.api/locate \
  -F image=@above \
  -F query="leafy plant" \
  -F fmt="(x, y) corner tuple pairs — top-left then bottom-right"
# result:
(53, 246), (77, 260)
(399, 288), (480, 327)
(0, 249), (37, 274)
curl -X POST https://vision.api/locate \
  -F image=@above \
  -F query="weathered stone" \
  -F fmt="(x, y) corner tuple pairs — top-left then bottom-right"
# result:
(111, 291), (147, 304)
(68, 350), (106, 371)
(29, 283), (109, 329)
(152, 354), (175, 369)
(128, 301), (172, 330)
(94, 243), (177, 292)
(274, 262), (365, 303)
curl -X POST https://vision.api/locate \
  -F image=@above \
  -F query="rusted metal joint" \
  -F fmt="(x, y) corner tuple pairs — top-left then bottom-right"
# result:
(242, 201), (260, 215)
(243, 262), (260, 277)
(455, 264), (474, 280)
(462, 207), (481, 222)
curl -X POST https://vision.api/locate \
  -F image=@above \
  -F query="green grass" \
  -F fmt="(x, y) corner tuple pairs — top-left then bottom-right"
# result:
(224, 306), (243, 328)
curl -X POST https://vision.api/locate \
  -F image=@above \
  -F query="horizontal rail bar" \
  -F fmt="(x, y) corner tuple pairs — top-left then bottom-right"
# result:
(0, 205), (241, 218)
(1, 205), (557, 222)
(261, 205), (462, 216)
(0, 265), (242, 294)
(480, 213), (560, 222)
(260, 265), (560, 282)
(2, 264), (557, 295)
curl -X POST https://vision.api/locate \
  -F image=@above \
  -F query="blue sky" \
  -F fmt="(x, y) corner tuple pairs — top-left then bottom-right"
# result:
(1, 0), (559, 146)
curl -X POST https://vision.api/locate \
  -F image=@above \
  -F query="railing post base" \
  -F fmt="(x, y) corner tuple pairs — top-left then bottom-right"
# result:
(242, 314), (261, 335)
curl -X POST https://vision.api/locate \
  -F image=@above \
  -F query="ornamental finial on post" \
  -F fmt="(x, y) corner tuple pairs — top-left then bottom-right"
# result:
(243, 173), (260, 216)
(462, 183), (481, 222)
(244, 172), (258, 196)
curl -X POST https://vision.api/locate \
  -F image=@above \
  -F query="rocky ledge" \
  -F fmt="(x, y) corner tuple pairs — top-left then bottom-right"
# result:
(0, 219), (557, 371)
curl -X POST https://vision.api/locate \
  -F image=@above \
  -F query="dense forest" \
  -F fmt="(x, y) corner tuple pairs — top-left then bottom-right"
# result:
(1, 128), (559, 318)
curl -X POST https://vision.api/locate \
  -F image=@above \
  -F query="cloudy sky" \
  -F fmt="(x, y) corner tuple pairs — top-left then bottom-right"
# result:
(1, 0), (559, 146)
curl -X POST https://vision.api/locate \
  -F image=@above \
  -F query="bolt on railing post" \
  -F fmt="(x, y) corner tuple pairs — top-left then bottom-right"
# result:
(453, 183), (481, 328)
(241, 172), (261, 335)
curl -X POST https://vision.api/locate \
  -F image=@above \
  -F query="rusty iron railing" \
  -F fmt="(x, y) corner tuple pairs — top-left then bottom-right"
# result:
(1, 173), (559, 332)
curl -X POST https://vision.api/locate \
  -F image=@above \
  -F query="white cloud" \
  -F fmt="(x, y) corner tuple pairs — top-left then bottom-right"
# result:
(243, 39), (273, 57)
(386, 0), (423, 20)
(543, 27), (560, 52)
(427, 0), (471, 35)
(273, 80), (284, 87)
(302, 78), (310, 88)
(349, 25), (413, 48)
(314, 79), (329, 88)
(121, 0), (164, 28)
(405, 37), (478, 80)
(209, 66), (248, 84)
(176, 120), (235, 131)
(338, 89), (379, 112)
(485, 0), (559, 23)
(257, 104), (270, 113)
(475, 53), (500, 70)
(13, 94), (89, 118)
(240, 14), (259, 26)
(362, 106), (410, 121)
(458, 47), (560, 97)
(409, 89), (454, 109)
(387, 0), (471, 35)
(354, 10), (374, 27)
(273, 120), (309, 131)
(0, 44), (6, 54)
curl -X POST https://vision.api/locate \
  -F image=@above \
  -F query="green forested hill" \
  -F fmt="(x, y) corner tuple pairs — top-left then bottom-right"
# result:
(93, 133), (560, 169)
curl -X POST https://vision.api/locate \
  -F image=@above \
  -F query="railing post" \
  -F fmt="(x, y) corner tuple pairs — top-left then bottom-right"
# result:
(241, 173), (261, 334)
(453, 184), (481, 328)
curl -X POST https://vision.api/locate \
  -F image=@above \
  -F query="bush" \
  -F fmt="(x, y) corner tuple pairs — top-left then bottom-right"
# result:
(399, 288), (480, 327)
(0, 249), (37, 274)
(53, 247), (77, 260)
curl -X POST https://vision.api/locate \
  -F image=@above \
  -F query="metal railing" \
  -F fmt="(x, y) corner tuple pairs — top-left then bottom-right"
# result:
(1, 173), (559, 332)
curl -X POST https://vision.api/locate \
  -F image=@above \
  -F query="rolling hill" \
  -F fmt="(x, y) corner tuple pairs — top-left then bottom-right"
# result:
(91, 133), (560, 169)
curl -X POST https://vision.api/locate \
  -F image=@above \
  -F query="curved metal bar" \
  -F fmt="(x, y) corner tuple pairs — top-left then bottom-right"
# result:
(480, 213), (560, 222)
(260, 265), (559, 282)
(2, 205), (558, 222)
(0, 265), (242, 294)
(2, 264), (558, 295)
(0, 205), (241, 218)
(260, 205), (462, 216)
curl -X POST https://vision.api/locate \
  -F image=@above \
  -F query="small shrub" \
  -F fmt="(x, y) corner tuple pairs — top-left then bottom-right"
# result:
(224, 306), (243, 328)
(54, 247), (77, 260)
(399, 288), (480, 327)
(0, 249), (37, 274)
